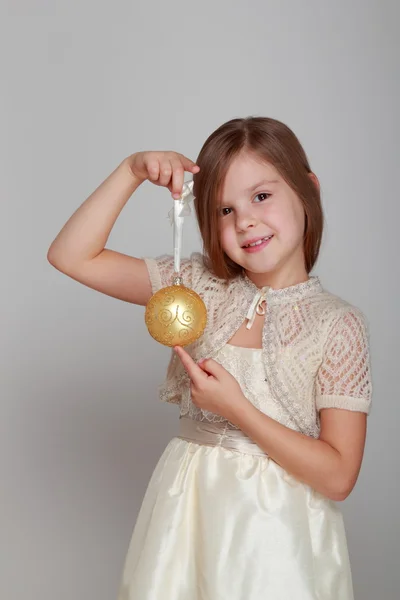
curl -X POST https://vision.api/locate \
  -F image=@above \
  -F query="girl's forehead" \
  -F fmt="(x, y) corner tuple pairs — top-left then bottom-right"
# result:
(219, 156), (280, 200)
(225, 154), (278, 183)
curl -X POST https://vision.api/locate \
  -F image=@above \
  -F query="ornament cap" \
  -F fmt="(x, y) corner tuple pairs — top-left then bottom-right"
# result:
(172, 274), (184, 286)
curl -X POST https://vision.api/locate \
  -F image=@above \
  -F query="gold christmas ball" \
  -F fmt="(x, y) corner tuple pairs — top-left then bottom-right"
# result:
(145, 283), (207, 347)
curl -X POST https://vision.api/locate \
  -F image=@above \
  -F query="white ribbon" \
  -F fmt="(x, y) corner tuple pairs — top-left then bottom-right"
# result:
(167, 180), (195, 275)
(245, 287), (269, 329)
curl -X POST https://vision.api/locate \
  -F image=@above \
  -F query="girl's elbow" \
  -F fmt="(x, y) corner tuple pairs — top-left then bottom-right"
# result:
(327, 477), (356, 502)
(328, 489), (350, 502)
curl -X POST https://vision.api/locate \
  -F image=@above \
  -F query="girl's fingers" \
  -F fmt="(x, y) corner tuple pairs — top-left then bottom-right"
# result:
(174, 346), (206, 384)
(145, 158), (160, 181)
(180, 154), (200, 173)
(142, 152), (199, 194)
(170, 158), (185, 199)
(158, 159), (173, 187)
(170, 155), (200, 199)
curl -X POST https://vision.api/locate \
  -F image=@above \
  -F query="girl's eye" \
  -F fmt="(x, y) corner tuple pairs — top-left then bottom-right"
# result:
(219, 207), (232, 217)
(254, 192), (271, 202)
(218, 193), (271, 217)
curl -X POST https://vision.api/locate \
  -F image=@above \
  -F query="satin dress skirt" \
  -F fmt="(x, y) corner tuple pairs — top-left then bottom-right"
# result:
(117, 417), (354, 600)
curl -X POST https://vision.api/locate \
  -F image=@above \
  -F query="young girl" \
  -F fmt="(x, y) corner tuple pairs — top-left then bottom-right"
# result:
(47, 117), (372, 600)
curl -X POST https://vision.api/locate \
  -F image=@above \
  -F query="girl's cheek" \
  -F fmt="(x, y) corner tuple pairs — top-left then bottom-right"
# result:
(220, 228), (232, 248)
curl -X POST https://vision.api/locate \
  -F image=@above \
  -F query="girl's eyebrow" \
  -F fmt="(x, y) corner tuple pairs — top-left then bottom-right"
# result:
(245, 179), (279, 192)
(219, 179), (279, 206)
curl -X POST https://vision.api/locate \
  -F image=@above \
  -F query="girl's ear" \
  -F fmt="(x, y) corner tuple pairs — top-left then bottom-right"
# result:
(308, 172), (320, 191)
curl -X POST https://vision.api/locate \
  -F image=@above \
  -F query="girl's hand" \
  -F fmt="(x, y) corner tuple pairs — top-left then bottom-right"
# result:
(126, 151), (200, 199)
(174, 346), (250, 425)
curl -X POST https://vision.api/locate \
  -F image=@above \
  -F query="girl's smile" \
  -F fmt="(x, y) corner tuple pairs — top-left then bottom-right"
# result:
(241, 234), (274, 253)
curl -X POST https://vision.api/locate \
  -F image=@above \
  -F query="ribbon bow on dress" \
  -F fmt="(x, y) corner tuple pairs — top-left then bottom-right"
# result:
(245, 286), (270, 329)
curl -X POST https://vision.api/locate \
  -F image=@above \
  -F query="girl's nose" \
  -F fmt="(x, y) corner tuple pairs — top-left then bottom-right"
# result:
(236, 209), (258, 231)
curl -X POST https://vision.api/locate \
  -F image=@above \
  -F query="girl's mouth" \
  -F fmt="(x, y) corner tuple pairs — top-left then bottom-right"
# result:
(242, 235), (273, 253)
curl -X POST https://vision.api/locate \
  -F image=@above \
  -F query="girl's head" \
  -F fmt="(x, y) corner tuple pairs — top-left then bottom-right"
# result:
(193, 117), (323, 286)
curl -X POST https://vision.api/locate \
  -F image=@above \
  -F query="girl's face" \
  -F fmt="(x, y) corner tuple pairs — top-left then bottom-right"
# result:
(217, 151), (309, 289)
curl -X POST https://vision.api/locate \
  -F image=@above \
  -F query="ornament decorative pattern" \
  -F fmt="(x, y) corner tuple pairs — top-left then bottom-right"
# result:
(145, 285), (207, 347)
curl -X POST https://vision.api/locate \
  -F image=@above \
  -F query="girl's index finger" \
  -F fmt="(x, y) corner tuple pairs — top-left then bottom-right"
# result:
(179, 154), (200, 173)
(174, 346), (205, 383)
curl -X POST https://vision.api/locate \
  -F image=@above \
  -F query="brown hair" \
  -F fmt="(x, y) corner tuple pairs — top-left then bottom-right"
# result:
(193, 116), (324, 280)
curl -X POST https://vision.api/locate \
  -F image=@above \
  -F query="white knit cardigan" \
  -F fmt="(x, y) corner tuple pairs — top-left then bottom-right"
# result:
(143, 252), (372, 438)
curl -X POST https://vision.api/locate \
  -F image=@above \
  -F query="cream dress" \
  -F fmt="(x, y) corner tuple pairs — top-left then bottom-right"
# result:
(117, 342), (354, 600)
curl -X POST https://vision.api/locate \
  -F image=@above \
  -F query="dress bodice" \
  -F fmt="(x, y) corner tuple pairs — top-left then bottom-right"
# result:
(145, 252), (372, 439)
(188, 343), (304, 432)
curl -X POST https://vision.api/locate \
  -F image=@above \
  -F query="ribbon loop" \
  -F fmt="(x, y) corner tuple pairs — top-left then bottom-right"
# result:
(167, 180), (195, 225)
(166, 180), (195, 275)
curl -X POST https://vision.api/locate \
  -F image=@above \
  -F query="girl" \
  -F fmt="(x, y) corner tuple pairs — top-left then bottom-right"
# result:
(47, 117), (372, 600)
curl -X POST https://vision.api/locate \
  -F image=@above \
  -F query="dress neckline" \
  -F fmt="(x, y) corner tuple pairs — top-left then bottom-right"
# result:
(238, 272), (323, 305)
(225, 342), (263, 352)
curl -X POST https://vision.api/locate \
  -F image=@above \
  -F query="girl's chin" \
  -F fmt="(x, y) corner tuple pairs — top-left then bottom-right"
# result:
(224, 249), (281, 273)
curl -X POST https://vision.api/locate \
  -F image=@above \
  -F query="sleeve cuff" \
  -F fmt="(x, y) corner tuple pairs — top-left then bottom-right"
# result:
(316, 394), (371, 415)
(142, 256), (163, 296)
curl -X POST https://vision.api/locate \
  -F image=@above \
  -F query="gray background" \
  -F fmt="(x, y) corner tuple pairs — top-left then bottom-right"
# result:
(1, 1), (398, 599)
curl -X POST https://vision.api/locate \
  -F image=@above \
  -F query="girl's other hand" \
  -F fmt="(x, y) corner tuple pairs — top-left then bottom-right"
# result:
(126, 151), (200, 199)
(173, 346), (250, 425)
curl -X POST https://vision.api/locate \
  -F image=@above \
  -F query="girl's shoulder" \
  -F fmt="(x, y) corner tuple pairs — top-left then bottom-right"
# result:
(142, 251), (229, 296)
(319, 286), (369, 320)
(312, 286), (371, 349)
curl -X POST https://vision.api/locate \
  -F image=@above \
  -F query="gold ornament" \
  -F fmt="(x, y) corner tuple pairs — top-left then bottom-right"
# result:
(145, 276), (207, 347)
(145, 180), (208, 347)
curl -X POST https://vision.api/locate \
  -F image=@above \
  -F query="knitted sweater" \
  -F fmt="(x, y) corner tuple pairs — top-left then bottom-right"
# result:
(142, 252), (372, 438)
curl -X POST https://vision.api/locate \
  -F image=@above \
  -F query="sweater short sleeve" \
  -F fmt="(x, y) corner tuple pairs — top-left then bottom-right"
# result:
(315, 308), (373, 414)
(141, 252), (207, 296)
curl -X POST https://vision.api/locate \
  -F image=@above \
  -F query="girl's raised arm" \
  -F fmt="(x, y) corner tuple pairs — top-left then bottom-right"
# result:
(47, 152), (199, 306)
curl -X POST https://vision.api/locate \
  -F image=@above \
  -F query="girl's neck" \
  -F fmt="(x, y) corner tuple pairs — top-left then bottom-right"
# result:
(242, 265), (309, 291)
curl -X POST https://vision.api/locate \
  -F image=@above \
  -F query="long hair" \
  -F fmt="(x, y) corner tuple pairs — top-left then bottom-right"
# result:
(193, 117), (324, 280)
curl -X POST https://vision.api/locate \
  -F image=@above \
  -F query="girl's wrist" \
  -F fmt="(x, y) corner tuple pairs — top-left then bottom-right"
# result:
(229, 393), (255, 428)
(122, 156), (146, 186)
